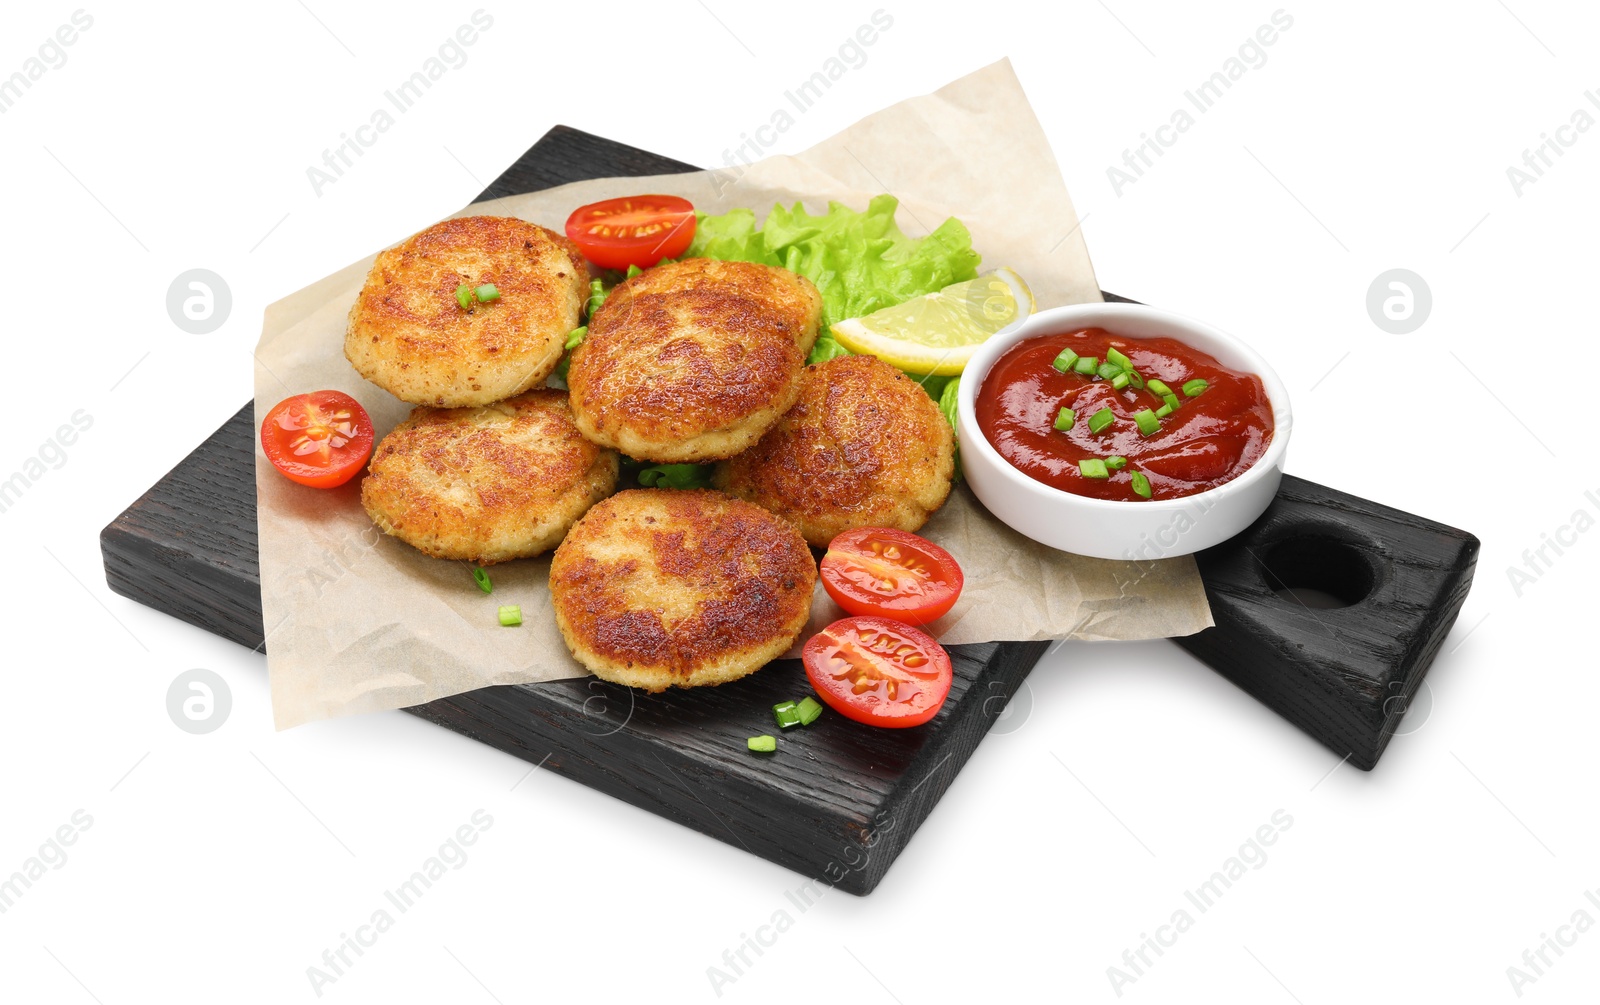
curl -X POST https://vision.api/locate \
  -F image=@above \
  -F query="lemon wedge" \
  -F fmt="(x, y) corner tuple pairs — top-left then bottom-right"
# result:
(829, 268), (1035, 376)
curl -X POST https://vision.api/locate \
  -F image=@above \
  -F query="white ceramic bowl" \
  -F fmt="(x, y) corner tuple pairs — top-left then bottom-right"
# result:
(956, 302), (1291, 561)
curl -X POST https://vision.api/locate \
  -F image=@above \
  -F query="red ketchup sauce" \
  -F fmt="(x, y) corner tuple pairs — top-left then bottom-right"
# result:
(975, 328), (1274, 501)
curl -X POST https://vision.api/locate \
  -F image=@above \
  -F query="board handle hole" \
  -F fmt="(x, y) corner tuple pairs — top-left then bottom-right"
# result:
(1257, 534), (1377, 610)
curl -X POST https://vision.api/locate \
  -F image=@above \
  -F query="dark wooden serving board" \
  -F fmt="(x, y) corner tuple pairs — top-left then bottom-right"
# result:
(101, 126), (1478, 894)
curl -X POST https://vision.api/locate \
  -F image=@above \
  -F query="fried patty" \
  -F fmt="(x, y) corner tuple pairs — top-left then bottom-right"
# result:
(361, 390), (618, 564)
(346, 216), (588, 407)
(548, 489), (816, 691)
(566, 259), (822, 463)
(713, 355), (956, 547)
(617, 257), (822, 351)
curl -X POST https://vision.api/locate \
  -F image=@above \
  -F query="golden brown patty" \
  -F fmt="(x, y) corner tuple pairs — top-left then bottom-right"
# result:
(713, 355), (956, 547)
(613, 257), (822, 353)
(346, 216), (588, 407)
(548, 489), (816, 691)
(566, 259), (822, 463)
(361, 390), (618, 564)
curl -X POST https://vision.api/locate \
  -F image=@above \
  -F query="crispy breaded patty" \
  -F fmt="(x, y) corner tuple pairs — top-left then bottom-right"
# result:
(361, 390), (618, 564)
(548, 489), (816, 691)
(566, 259), (823, 463)
(713, 355), (956, 547)
(615, 257), (822, 354)
(346, 216), (588, 407)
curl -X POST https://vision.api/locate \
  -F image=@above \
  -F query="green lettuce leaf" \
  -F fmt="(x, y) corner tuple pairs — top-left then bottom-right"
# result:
(936, 376), (960, 430)
(683, 207), (781, 267)
(937, 376), (964, 483)
(807, 334), (855, 364)
(683, 194), (982, 336)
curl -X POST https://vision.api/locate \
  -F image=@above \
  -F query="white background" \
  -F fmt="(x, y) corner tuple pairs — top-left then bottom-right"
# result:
(1, 2), (1596, 1002)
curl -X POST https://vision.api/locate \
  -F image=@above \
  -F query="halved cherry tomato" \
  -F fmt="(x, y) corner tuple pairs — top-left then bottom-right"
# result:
(564, 195), (696, 271)
(260, 390), (373, 489)
(802, 616), (953, 728)
(819, 528), (964, 626)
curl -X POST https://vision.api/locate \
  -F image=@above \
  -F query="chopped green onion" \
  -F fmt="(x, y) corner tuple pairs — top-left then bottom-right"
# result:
(773, 701), (802, 729)
(1053, 406), (1076, 431)
(498, 605), (522, 627)
(1078, 458), (1110, 479)
(626, 264), (644, 278)
(475, 284), (500, 303)
(1127, 370), (1146, 390)
(1096, 361), (1123, 381)
(1154, 403), (1173, 419)
(565, 325), (587, 350)
(1052, 348), (1080, 373)
(636, 463), (713, 490)
(1073, 356), (1099, 376)
(1162, 392), (1181, 412)
(1088, 408), (1116, 434)
(1134, 409), (1160, 436)
(1111, 372), (1131, 391)
(796, 696), (824, 725)
(1131, 471), (1152, 499)
(1105, 455), (1127, 470)
(455, 284), (474, 310)
(1106, 346), (1133, 370)
(1146, 378), (1173, 398)
(587, 279), (606, 317)
(1183, 378), (1209, 397)
(747, 735), (777, 753)
(472, 567), (492, 594)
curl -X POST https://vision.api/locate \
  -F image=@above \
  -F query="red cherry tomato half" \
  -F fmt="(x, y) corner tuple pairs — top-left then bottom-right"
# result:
(819, 528), (964, 626)
(802, 616), (954, 729)
(260, 390), (374, 489)
(564, 195), (696, 271)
